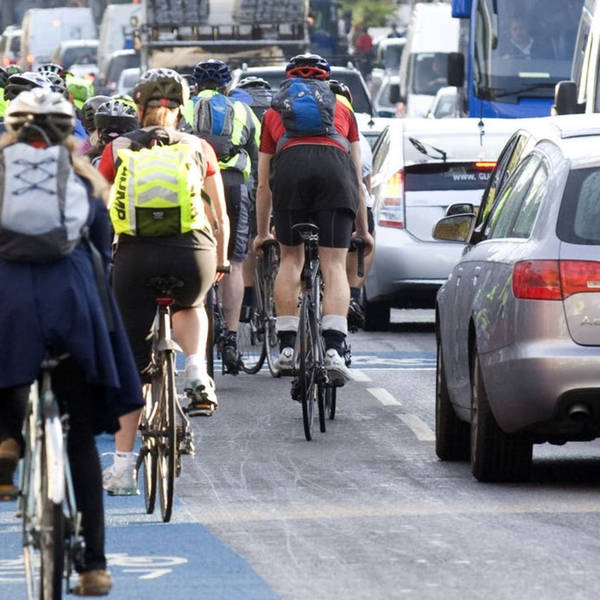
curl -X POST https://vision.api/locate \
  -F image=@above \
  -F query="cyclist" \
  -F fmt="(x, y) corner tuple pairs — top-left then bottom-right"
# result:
(87, 98), (139, 166)
(0, 88), (143, 595)
(253, 54), (373, 384)
(4, 71), (52, 101)
(97, 68), (229, 491)
(230, 76), (273, 121)
(192, 59), (260, 374)
(0, 67), (8, 132)
(329, 79), (375, 330)
(80, 94), (111, 154)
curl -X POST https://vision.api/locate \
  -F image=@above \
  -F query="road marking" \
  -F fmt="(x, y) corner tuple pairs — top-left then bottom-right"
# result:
(367, 387), (401, 406)
(350, 369), (371, 382)
(396, 413), (436, 441)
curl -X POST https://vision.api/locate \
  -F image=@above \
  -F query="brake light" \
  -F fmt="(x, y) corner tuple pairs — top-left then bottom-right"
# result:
(378, 170), (405, 228)
(475, 161), (497, 170)
(513, 260), (600, 300)
(26, 54), (34, 68)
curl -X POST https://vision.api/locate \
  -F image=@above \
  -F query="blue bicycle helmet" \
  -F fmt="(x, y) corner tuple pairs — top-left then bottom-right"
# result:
(285, 54), (330, 80)
(192, 59), (232, 87)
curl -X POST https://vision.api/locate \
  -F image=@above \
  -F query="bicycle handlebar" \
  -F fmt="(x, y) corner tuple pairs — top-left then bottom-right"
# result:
(349, 237), (365, 278)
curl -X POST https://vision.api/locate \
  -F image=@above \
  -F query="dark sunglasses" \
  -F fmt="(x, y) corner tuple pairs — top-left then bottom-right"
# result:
(146, 98), (180, 108)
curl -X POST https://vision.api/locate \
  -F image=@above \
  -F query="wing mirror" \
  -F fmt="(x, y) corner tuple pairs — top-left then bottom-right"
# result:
(447, 52), (465, 87)
(446, 203), (474, 216)
(553, 80), (579, 115)
(389, 83), (404, 104)
(433, 213), (476, 242)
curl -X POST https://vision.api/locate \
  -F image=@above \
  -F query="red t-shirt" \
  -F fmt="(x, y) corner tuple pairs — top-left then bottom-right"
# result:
(259, 100), (359, 155)
(97, 135), (219, 183)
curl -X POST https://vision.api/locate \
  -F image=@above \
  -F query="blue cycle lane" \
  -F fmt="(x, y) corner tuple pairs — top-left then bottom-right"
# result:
(0, 434), (280, 600)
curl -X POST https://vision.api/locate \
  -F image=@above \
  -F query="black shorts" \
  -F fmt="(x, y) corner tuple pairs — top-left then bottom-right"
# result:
(270, 144), (359, 214)
(352, 207), (375, 236)
(223, 181), (251, 262)
(113, 241), (216, 379)
(273, 208), (355, 248)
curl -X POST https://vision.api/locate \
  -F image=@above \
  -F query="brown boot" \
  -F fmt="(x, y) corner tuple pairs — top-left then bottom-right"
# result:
(72, 570), (113, 596)
(0, 438), (20, 499)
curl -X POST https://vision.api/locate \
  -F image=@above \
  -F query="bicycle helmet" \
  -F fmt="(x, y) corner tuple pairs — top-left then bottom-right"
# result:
(44, 72), (70, 99)
(5, 65), (22, 76)
(192, 59), (232, 87)
(81, 94), (111, 133)
(37, 62), (68, 80)
(94, 99), (140, 141)
(5, 71), (52, 101)
(0, 67), (8, 90)
(132, 68), (189, 107)
(329, 79), (353, 104)
(112, 94), (137, 111)
(5, 88), (75, 143)
(237, 76), (271, 90)
(285, 53), (330, 80)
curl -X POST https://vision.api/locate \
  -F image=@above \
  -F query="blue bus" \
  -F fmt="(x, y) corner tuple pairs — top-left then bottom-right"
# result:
(451, 0), (584, 117)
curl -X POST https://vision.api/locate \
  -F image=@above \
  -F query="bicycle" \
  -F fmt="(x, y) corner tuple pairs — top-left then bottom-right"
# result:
(18, 351), (85, 600)
(136, 276), (194, 523)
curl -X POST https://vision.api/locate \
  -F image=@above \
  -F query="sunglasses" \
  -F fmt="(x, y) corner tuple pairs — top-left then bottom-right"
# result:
(146, 98), (180, 108)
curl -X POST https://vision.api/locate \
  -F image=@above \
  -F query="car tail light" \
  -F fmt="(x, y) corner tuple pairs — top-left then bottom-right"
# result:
(474, 161), (497, 170)
(513, 260), (600, 300)
(378, 170), (405, 228)
(26, 54), (34, 69)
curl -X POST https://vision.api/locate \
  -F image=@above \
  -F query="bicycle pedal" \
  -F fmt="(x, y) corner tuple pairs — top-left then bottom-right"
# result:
(186, 407), (215, 417)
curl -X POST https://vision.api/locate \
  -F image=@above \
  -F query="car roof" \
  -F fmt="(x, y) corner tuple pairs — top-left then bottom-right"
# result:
(57, 39), (98, 49)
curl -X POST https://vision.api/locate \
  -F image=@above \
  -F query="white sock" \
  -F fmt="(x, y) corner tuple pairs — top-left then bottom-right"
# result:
(321, 314), (348, 336)
(185, 354), (201, 367)
(114, 451), (135, 471)
(276, 315), (299, 333)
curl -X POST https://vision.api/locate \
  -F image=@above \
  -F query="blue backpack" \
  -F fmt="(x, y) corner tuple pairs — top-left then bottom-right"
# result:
(193, 92), (237, 160)
(271, 78), (347, 150)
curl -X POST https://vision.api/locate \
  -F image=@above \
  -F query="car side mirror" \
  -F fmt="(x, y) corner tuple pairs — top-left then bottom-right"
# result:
(447, 52), (464, 87)
(553, 80), (578, 115)
(446, 203), (474, 217)
(433, 213), (476, 242)
(389, 83), (402, 104)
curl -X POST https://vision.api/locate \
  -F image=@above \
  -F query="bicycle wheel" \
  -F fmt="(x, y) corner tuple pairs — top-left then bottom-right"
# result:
(318, 385), (327, 433)
(157, 350), (177, 522)
(40, 426), (65, 600)
(205, 287), (216, 380)
(327, 386), (337, 420)
(298, 298), (317, 441)
(262, 259), (281, 378)
(239, 312), (266, 374)
(138, 387), (157, 515)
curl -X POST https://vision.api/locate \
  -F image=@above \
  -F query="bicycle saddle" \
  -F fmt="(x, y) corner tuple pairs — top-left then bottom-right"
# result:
(292, 222), (319, 240)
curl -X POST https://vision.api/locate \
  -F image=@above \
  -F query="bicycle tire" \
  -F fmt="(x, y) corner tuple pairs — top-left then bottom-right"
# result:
(327, 386), (337, 420)
(157, 350), (177, 522)
(40, 428), (65, 600)
(262, 261), (280, 378)
(138, 395), (157, 516)
(318, 385), (326, 433)
(205, 287), (216, 380)
(239, 314), (266, 374)
(299, 298), (316, 441)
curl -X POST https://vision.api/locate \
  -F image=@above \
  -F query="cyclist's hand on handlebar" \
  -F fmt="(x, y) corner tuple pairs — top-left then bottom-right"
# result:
(215, 261), (231, 283)
(355, 231), (375, 256)
(253, 233), (275, 257)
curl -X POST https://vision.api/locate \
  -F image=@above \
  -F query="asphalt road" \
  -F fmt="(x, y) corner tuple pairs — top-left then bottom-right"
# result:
(3, 309), (600, 599)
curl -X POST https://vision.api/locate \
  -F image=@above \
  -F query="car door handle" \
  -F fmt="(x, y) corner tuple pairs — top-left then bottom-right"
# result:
(473, 266), (481, 286)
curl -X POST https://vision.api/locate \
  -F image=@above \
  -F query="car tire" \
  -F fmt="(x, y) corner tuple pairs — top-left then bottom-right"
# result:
(363, 298), (390, 331)
(470, 350), (532, 482)
(435, 340), (470, 461)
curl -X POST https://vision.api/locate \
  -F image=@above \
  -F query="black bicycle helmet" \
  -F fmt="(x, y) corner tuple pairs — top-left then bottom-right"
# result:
(94, 99), (140, 141)
(285, 53), (330, 80)
(237, 76), (271, 90)
(192, 59), (232, 87)
(37, 62), (68, 80)
(43, 72), (69, 99)
(0, 67), (8, 90)
(5, 88), (75, 143)
(132, 68), (189, 107)
(329, 79), (353, 104)
(5, 71), (52, 101)
(81, 95), (111, 133)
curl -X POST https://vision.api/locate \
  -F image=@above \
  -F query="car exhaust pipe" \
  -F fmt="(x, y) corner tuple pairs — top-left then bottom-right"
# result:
(568, 402), (591, 422)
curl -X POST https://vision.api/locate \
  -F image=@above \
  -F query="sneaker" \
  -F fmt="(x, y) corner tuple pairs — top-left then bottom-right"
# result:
(347, 297), (366, 331)
(324, 348), (352, 386)
(102, 463), (139, 496)
(0, 438), (20, 500)
(187, 376), (218, 417)
(222, 342), (241, 375)
(184, 362), (205, 391)
(275, 347), (294, 372)
(72, 569), (112, 596)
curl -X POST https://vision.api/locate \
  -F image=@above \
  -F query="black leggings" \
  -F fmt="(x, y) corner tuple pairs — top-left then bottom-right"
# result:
(0, 359), (106, 572)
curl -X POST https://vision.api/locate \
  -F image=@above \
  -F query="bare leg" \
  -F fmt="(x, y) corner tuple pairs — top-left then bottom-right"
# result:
(114, 409), (142, 453)
(320, 246), (350, 316)
(274, 243), (304, 317)
(221, 260), (244, 332)
(172, 305), (207, 360)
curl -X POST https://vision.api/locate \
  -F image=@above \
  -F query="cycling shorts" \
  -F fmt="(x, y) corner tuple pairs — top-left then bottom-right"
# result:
(223, 173), (251, 262)
(273, 208), (355, 248)
(352, 207), (375, 237)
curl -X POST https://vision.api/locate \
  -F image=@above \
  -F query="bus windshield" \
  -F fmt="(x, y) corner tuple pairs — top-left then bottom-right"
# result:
(473, 0), (584, 102)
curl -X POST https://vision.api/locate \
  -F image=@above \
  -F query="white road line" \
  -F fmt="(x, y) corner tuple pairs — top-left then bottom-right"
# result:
(367, 387), (401, 406)
(350, 369), (371, 382)
(396, 414), (435, 442)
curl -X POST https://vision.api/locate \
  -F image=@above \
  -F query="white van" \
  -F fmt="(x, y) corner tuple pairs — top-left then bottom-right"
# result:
(20, 7), (96, 71)
(98, 3), (143, 78)
(397, 2), (460, 118)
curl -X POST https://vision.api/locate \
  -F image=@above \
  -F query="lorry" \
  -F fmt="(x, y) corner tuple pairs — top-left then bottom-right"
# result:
(138, 0), (311, 71)
(449, 0), (584, 118)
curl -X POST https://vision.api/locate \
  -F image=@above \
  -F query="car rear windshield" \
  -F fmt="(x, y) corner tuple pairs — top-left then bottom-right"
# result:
(404, 163), (493, 191)
(107, 53), (140, 84)
(557, 167), (600, 245)
(62, 46), (97, 69)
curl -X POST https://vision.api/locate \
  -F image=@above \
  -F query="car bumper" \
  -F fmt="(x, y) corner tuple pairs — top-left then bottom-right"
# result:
(481, 340), (600, 439)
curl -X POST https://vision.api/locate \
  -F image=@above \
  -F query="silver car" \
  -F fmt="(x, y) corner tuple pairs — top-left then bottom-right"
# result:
(435, 114), (600, 482)
(363, 117), (514, 329)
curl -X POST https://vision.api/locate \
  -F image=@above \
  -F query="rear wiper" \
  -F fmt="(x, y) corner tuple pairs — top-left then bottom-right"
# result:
(408, 136), (447, 162)
(483, 82), (556, 100)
